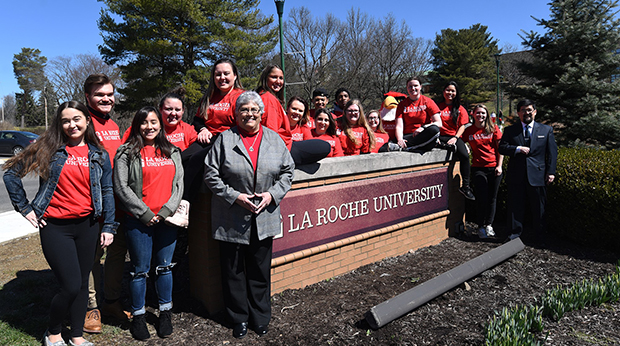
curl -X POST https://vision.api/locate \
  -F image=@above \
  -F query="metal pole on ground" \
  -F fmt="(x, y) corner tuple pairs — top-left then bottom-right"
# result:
(365, 238), (525, 329)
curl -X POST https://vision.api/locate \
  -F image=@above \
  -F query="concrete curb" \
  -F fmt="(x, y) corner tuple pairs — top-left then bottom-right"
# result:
(0, 211), (38, 244)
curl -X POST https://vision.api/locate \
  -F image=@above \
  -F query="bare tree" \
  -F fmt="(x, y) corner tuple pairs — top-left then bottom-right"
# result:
(499, 43), (536, 116)
(284, 7), (345, 101)
(1, 94), (17, 126)
(46, 53), (121, 104)
(365, 14), (432, 106)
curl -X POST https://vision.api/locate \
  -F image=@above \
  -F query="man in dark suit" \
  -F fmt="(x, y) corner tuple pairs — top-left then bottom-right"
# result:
(499, 99), (558, 240)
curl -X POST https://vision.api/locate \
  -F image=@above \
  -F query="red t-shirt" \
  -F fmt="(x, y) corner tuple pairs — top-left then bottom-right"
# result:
(121, 121), (198, 151)
(202, 88), (244, 136)
(290, 123), (313, 142)
(339, 126), (370, 156)
(239, 127), (263, 172)
(140, 146), (175, 215)
(462, 125), (503, 167)
(90, 113), (121, 164)
(372, 131), (390, 153)
(44, 145), (92, 219)
(437, 102), (469, 136)
(396, 95), (440, 134)
(311, 130), (344, 157)
(260, 91), (292, 150)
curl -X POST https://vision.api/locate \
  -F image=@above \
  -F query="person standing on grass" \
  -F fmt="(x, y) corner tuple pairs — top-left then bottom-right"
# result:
(499, 99), (557, 241)
(83, 74), (131, 333)
(114, 106), (183, 340)
(4, 101), (117, 346)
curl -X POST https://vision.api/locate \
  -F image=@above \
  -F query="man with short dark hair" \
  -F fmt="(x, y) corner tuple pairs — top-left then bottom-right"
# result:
(83, 74), (131, 334)
(332, 87), (351, 118)
(499, 99), (558, 241)
(309, 88), (329, 119)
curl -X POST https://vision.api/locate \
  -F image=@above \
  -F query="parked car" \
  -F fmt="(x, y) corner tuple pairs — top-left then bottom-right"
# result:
(0, 131), (39, 156)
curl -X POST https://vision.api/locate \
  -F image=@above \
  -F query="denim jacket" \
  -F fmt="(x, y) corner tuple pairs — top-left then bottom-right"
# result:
(3, 143), (119, 234)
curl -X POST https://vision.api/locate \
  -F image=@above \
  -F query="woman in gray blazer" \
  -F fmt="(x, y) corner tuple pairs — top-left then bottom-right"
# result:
(204, 91), (295, 339)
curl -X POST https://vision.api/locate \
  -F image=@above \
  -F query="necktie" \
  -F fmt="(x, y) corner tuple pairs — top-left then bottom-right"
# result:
(524, 125), (531, 147)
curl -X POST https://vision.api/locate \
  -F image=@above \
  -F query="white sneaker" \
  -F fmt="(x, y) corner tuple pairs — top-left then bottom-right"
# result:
(485, 225), (495, 237)
(478, 227), (488, 239)
(165, 199), (190, 228)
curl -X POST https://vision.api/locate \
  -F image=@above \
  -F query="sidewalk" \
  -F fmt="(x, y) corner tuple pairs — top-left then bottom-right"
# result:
(0, 210), (38, 244)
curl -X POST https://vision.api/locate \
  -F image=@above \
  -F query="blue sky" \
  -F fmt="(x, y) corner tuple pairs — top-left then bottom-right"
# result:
(0, 0), (551, 101)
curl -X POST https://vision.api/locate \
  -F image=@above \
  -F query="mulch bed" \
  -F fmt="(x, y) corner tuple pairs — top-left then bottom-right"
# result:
(1, 228), (618, 345)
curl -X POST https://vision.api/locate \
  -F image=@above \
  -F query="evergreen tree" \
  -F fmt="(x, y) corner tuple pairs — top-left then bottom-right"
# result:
(12, 48), (48, 126)
(518, 0), (620, 148)
(429, 24), (500, 105)
(98, 0), (277, 111)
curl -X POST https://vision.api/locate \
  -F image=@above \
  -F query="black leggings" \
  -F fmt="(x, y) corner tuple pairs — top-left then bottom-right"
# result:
(438, 135), (471, 186)
(40, 216), (99, 337)
(403, 125), (440, 151)
(471, 167), (503, 227)
(290, 139), (331, 166)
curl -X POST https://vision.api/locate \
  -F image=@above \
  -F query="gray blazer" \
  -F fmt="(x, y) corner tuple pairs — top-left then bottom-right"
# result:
(204, 126), (295, 245)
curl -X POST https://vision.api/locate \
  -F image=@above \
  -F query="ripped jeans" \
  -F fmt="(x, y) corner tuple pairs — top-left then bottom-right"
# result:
(125, 216), (177, 315)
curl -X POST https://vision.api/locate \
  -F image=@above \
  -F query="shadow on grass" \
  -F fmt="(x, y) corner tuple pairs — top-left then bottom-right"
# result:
(0, 269), (57, 340)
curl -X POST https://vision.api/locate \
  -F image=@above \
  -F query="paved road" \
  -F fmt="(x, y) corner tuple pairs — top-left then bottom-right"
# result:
(0, 157), (40, 243)
(1, 157), (39, 213)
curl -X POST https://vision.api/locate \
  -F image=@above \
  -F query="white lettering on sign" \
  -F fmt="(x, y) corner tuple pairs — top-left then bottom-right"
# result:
(287, 184), (443, 232)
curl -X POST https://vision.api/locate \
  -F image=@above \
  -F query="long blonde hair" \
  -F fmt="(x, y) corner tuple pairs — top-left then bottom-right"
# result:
(472, 104), (495, 135)
(337, 99), (376, 150)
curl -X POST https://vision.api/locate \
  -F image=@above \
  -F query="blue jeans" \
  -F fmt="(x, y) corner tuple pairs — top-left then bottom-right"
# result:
(125, 216), (177, 315)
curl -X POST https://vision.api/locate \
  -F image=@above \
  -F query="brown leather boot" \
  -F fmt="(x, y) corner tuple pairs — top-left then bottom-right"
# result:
(83, 309), (102, 334)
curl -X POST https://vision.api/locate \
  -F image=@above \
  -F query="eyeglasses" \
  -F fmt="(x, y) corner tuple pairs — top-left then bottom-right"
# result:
(346, 110), (360, 114)
(239, 107), (261, 115)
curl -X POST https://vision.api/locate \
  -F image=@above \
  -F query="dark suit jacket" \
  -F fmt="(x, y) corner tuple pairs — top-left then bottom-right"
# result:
(499, 121), (558, 187)
(204, 126), (295, 245)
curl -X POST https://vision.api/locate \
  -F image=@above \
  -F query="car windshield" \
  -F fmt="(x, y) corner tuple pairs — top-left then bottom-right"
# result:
(22, 132), (38, 139)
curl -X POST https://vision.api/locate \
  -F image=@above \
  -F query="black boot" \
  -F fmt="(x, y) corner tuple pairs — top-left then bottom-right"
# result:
(158, 310), (173, 338)
(131, 313), (150, 340)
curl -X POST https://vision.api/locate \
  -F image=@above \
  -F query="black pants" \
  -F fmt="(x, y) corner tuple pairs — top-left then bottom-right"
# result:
(471, 167), (503, 227)
(181, 140), (215, 202)
(40, 216), (99, 337)
(438, 135), (471, 186)
(403, 125), (440, 151)
(290, 139), (331, 166)
(219, 220), (273, 326)
(507, 180), (547, 235)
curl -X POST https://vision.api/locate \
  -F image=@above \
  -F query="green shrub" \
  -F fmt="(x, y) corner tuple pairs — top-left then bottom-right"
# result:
(547, 148), (620, 251)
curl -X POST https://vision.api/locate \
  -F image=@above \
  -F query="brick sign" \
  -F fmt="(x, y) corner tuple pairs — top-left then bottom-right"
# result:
(274, 168), (448, 258)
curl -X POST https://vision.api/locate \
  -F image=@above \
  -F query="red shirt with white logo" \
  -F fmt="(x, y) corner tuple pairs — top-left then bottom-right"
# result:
(462, 125), (503, 167)
(290, 123), (313, 142)
(437, 102), (469, 136)
(203, 88), (244, 136)
(44, 145), (93, 219)
(311, 130), (344, 157)
(396, 95), (440, 135)
(339, 126), (370, 156)
(140, 146), (175, 215)
(90, 113), (121, 164)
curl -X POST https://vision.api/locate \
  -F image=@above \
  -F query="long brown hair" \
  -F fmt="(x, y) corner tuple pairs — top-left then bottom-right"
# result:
(256, 65), (284, 103)
(337, 99), (376, 150)
(195, 58), (243, 122)
(3, 101), (102, 179)
(313, 108), (338, 136)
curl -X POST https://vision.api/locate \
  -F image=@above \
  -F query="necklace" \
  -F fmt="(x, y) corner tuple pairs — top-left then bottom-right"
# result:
(242, 132), (259, 152)
(248, 134), (258, 152)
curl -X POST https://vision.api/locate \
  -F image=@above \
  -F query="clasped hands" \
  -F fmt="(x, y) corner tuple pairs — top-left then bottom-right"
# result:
(235, 192), (273, 214)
